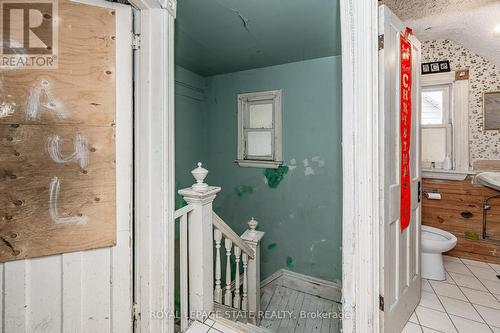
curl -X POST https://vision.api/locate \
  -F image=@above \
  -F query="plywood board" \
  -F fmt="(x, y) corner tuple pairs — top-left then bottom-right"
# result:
(0, 0), (116, 261)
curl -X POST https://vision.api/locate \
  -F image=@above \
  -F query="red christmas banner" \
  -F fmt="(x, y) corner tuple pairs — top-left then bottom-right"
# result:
(400, 28), (412, 232)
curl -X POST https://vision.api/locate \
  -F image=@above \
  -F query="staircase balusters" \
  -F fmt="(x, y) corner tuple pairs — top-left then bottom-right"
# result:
(224, 238), (233, 307)
(233, 246), (241, 309)
(214, 228), (223, 303)
(177, 163), (266, 326)
(242, 252), (248, 311)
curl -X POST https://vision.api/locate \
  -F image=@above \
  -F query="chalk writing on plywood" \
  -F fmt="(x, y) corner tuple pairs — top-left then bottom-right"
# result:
(0, 0), (116, 261)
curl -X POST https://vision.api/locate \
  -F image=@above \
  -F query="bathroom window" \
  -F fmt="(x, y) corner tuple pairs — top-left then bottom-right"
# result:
(420, 71), (470, 177)
(237, 90), (282, 168)
(421, 84), (452, 169)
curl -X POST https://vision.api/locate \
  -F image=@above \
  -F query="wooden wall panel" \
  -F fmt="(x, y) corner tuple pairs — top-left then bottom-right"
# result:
(0, 0), (116, 261)
(422, 177), (500, 264)
(0, 1), (133, 332)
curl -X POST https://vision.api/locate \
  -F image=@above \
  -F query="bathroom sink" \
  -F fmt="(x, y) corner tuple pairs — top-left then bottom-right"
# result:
(475, 172), (500, 191)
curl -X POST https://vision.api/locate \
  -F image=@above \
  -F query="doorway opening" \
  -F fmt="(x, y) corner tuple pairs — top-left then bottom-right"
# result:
(382, 1), (500, 332)
(173, 1), (343, 331)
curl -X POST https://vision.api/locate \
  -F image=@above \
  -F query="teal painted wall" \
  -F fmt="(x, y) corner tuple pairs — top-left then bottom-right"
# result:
(203, 56), (343, 283)
(175, 66), (207, 208)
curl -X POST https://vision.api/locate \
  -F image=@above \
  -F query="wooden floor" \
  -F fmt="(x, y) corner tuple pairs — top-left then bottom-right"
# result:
(259, 284), (341, 332)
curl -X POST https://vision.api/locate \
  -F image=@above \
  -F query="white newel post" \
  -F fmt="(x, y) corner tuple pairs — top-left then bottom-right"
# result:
(241, 218), (265, 324)
(178, 163), (221, 320)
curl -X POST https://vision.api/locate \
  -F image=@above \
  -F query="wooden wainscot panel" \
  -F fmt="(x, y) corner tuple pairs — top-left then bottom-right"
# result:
(0, 0), (116, 261)
(422, 177), (500, 264)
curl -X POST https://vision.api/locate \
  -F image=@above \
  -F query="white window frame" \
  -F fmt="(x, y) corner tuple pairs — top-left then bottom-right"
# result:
(421, 84), (452, 169)
(421, 71), (470, 180)
(236, 90), (283, 168)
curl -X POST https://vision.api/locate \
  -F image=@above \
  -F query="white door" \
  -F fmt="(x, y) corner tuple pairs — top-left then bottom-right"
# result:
(379, 5), (422, 333)
(0, 1), (133, 332)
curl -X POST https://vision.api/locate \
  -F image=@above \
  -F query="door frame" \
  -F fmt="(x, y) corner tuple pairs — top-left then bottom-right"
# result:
(128, 0), (176, 332)
(130, 0), (383, 332)
(339, 0), (381, 332)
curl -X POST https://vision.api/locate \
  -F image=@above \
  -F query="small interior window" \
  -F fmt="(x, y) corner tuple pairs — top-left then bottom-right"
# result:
(237, 90), (282, 168)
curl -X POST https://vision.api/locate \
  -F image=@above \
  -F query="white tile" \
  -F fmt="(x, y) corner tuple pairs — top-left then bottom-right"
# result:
(438, 295), (483, 322)
(211, 322), (240, 333)
(186, 321), (211, 333)
(444, 255), (462, 263)
(474, 304), (500, 328)
(402, 321), (423, 333)
(445, 261), (473, 276)
(444, 272), (456, 285)
(481, 279), (500, 294)
(416, 306), (457, 333)
(422, 279), (433, 292)
(409, 311), (419, 324)
(449, 272), (488, 291)
(460, 287), (500, 310)
(461, 258), (491, 269)
(489, 263), (500, 274)
(421, 291), (445, 311)
(429, 280), (468, 301)
(421, 327), (444, 333)
(449, 315), (492, 333)
(204, 318), (215, 326)
(470, 266), (500, 282)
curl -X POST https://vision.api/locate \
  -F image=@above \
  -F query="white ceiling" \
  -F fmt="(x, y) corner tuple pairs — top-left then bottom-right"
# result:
(383, 0), (500, 67)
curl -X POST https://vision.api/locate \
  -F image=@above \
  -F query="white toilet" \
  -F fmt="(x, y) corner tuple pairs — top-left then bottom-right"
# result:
(421, 225), (457, 280)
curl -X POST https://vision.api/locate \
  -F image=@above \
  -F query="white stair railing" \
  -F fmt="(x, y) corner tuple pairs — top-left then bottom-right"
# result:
(176, 163), (264, 331)
(212, 212), (264, 317)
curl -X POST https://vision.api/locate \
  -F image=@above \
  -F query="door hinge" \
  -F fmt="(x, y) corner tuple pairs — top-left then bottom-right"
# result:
(379, 295), (384, 311)
(378, 34), (384, 50)
(418, 180), (422, 203)
(132, 33), (141, 50)
(132, 303), (141, 323)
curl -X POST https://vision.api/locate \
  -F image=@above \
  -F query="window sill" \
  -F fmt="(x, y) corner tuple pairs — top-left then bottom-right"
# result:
(235, 159), (282, 169)
(422, 169), (475, 181)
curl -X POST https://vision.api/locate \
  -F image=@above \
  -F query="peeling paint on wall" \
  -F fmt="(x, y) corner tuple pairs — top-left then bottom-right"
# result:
(267, 242), (277, 250)
(310, 239), (327, 253)
(286, 256), (294, 268)
(264, 165), (289, 188)
(312, 156), (325, 168)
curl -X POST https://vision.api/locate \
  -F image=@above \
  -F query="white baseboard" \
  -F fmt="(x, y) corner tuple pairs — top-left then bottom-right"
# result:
(260, 269), (342, 303)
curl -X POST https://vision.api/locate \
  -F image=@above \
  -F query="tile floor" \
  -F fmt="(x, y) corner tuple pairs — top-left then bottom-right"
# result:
(403, 255), (500, 333)
(183, 319), (236, 333)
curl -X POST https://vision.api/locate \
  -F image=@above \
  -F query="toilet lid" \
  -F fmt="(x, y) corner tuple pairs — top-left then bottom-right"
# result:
(422, 229), (449, 241)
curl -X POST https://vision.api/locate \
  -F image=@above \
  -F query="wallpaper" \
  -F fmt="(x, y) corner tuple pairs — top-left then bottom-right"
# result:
(421, 39), (500, 164)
